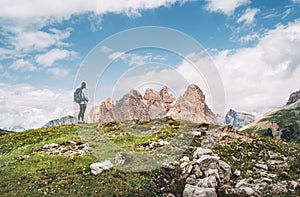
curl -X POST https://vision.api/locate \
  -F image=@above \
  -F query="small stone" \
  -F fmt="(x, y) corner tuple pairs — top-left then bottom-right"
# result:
(196, 176), (218, 188)
(158, 140), (170, 146)
(162, 161), (179, 170)
(193, 148), (212, 158)
(267, 160), (289, 171)
(190, 131), (201, 136)
(180, 156), (190, 163)
(194, 155), (220, 165)
(204, 169), (220, 181)
(186, 175), (197, 185)
(165, 193), (175, 197)
(255, 163), (268, 171)
(43, 143), (59, 149)
(115, 152), (126, 165)
(261, 178), (272, 183)
(235, 179), (248, 188)
(268, 173), (277, 178)
(290, 180), (299, 190)
(180, 162), (189, 169)
(239, 186), (255, 196)
(233, 169), (241, 176)
(193, 165), (203, 178)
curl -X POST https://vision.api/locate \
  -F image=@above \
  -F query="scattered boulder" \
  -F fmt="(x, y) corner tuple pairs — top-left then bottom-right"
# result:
(90, 160), (113, 175)
(183, 184), (217, 197)
(193, 147), (212, 158)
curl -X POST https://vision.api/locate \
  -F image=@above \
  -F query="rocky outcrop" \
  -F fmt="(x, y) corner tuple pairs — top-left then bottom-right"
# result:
(144, 88), (168, 119)
(287, 89), (300, 105)
(225, 109), (255, 130)
(159, 86), (176, 106)
(114, 89), (150, 121)
(160, 125), (299, 196)
(180, 151), (231, 197)
(167, 84), (215, 123)
(43, 115), (77, 128)
(90, 84), (215, 123)
(90, 98), (114, 122)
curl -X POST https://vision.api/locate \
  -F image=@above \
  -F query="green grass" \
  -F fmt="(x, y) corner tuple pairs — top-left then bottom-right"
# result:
(1, 119), (299, 196)
(0, 120), (202, 196)
(0, 124), (159, 196)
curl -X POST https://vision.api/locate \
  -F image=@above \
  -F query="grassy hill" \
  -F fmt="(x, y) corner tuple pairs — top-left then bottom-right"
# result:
(0, 119), (299, 196)
(242, 105), (300, 143)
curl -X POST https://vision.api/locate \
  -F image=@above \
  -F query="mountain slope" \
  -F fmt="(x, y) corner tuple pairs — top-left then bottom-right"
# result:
(0, 120), (299, 196)
(241, 98), (300, 143)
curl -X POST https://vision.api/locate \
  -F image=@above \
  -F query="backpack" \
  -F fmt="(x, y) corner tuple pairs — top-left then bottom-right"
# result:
(73, 88), (83, 103)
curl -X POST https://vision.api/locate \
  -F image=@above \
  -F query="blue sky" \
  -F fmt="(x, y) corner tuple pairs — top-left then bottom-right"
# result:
(0, 0), (300, 129)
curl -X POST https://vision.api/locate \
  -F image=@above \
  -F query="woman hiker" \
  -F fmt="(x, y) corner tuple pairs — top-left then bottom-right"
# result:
(75, 82), (88, 124)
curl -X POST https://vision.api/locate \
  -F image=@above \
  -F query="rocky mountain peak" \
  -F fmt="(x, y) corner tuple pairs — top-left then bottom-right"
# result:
(144, 88), (161, 101)
(185, 84), (205, 103)
(287, 89), (300, 105)
(130, 89), (143, 99)
(166, 84), (214, 123)
(225, 109), (255, 130)
(159, 86), (176, 104)
(90, 84), (215, 123)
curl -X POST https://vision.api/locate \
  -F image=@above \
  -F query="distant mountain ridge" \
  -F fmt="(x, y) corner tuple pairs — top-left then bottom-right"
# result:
(90, 84), (216, 124)
(225, 109), (255, 130)
(1, 125), (26, 132)
(43, 115), (77, 128)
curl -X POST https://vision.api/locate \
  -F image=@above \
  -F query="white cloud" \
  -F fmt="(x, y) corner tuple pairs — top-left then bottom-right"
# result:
(211, 19), (300, 115)
(101, 46), (114, 54)
(109, 51), (168, 67)
(0, 83), (75, 129)
(0, 0), (183, 60)
(36, 48), (77, 67)
(205, 0), (250, 15)
(239, 33), (259, 42)
(47, 67), (70, 78)
(0, 0), (180, 21)
(0, 48), (14, 59)
(237, 8), (260, 25)
(10, 59), (36, 72)
(11, 28), (72, 52)
(108, 51), (125, 60)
